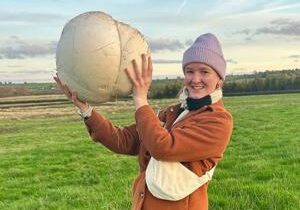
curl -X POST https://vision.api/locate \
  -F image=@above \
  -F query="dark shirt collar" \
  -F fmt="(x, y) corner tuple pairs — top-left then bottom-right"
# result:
(179, 88), (223, 112)
(186, 95), (212, 111)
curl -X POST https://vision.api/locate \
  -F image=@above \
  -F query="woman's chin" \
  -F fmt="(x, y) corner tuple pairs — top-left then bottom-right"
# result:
(189, 93), (206, 99)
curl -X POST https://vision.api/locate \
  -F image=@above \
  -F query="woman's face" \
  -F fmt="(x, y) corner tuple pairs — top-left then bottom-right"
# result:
(183, 62), (222, 99)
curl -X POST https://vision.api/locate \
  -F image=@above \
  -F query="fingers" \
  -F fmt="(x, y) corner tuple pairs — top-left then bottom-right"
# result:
(125, 67), (138, 86)
(125, 54), (152, 84)
(71, 91), (86, 105)
(132, 59), (142, 80)
(141, 54), (147, 78)
(147, 56), (153, 78)
(71, 91), (78, 103)
(53, 74), (72, 99)
(141, 54), (152, 78)
(53, 73), (63, 89)
(69, 90), (89, 111)
(62, 83), (72, 99)
(53, 73), (87, 108)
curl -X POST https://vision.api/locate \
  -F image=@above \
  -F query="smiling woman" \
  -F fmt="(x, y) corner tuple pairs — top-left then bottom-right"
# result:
(182, 33), (225, 99)
(54, 32), (233, 210)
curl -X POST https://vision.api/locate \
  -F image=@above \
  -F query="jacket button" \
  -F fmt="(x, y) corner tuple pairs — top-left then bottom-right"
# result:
(140, 192), (144, 198)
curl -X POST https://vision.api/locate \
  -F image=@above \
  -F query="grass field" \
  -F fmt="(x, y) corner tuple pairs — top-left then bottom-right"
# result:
(0, 94), (299, 210)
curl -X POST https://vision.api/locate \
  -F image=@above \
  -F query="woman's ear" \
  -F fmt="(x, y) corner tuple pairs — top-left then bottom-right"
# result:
(216, 80), (224, 89)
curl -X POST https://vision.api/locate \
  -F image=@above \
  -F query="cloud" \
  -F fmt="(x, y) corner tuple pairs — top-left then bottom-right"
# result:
(185, 39), (193, 46)
(154, 59), (182, 64)
(1, 52), (25, 59)
(255, 19), (300, 36)
(149, 38), (190, 52)
(155, 58), (238, 65)
(6, 65), (22, 68)
(234, 29), (251, 35)
(287, 55), (300, 59)
(1, 36), (190, 58)
(0, 69), (54, 74)
(0, 37), (57, 59)
(234, 19), (300, 39)
(0, 11), (65, 23)
(226, 59), (238, 64)
(286, 55), (300, 63)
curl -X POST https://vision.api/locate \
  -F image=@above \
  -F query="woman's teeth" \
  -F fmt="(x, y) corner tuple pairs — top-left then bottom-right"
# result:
(192, 85), (204, 90)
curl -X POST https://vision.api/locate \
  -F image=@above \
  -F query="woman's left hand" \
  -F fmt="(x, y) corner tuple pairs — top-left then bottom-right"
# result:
(125, 54), (153, 110)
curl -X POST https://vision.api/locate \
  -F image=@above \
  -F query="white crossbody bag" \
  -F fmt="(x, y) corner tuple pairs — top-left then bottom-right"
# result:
(145, 89), (222, 201)
(146, 157), (216, 201)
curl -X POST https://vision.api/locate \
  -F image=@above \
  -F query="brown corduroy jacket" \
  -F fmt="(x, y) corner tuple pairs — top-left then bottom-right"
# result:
(84, 100), (233, 210)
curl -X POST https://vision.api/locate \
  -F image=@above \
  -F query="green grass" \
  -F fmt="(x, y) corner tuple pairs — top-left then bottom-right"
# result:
(0, 94), (299, 209)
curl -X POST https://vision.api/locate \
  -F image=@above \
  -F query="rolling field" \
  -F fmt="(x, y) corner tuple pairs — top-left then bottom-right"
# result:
(0, 94), (299, 210)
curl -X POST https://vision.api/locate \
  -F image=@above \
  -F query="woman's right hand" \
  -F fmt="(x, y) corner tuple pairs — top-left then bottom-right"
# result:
(53, 73), (89, 112)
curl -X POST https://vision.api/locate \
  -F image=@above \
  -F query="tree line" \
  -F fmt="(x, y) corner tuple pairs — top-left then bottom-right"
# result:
(148, 69), (300, 98)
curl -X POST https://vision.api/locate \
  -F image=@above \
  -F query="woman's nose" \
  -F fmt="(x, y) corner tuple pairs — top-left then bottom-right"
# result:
(191, 73), (202, 83)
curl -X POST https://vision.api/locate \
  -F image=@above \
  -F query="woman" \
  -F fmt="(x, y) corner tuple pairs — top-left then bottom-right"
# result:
(54, 33), (233, 210)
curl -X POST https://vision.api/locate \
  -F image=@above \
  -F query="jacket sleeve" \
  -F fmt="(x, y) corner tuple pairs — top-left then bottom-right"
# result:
(84, 110), (140, 155)
(135, 105), (233, 162)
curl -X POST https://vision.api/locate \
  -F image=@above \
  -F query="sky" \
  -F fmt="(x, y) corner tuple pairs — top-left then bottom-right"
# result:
(0, 0), (299, 83)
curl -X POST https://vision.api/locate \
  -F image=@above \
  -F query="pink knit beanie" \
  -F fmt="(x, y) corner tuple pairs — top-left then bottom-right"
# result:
(182, 33), (226, 80)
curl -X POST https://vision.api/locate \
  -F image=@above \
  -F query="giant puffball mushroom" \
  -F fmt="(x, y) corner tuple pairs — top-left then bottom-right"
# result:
(56, 11), (150, 103)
